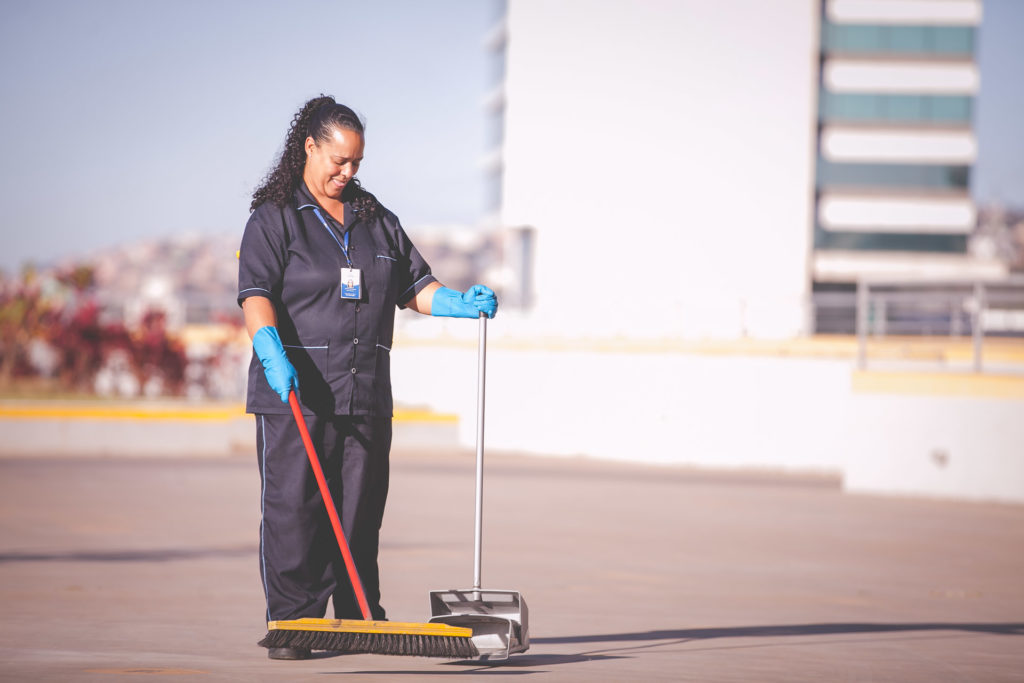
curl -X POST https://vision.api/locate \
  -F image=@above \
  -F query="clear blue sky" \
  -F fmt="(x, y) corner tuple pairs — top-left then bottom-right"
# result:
(0, 0), (1021, 273)
(973, 0), (1024, 210)
(0, 0), (495, 272)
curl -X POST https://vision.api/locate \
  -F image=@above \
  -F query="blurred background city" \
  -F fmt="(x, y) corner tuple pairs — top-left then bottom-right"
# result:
(1, 0), (1022, 502)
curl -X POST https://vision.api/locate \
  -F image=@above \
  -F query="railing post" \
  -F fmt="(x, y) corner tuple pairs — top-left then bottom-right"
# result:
(973, 282), (985, 373)
(806, 292), (816, 337)
(857, 279), (868, 370)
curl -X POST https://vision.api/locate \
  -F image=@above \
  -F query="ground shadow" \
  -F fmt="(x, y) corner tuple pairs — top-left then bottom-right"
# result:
(280, 622), (1024, 675)
(317, 653), (546, 675)
(324, 672), (539, 677)
(533, 621), (1024, 646)
(0, 545), (256, 563)
(442, 653), (627, 667)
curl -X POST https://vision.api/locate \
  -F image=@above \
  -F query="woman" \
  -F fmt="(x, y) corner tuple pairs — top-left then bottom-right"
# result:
(238, 95), (497, 660)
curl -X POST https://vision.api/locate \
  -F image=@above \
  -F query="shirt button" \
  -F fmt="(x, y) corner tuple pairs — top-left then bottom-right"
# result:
(353, 338), (359, 345)
(351, 367), (357, 374)
(354, 305), (361, 313)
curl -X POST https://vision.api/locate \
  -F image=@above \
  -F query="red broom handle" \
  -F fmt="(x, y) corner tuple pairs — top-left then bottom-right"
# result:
(288, 390), (372, 621)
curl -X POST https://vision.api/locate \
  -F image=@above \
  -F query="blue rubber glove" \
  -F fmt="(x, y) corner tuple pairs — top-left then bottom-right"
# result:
(431, 285), (498, 319)
(252, 326), (299, 403)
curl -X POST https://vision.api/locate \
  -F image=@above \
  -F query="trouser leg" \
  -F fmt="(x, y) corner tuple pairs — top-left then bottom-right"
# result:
(256, 412), (336, 622)
(256, 413), (391, 622)
(328, 416), (391, 620)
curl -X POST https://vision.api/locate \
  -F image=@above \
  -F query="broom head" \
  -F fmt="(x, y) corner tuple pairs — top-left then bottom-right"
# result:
(259, 618), (479, 658)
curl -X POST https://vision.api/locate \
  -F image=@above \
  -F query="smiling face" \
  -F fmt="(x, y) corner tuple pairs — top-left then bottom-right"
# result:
(302, 126), (365, 204)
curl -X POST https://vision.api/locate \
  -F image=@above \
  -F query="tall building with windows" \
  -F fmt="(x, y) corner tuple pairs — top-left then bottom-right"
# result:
(487, 0), (998, 339)
(813, 0), (1000, 328)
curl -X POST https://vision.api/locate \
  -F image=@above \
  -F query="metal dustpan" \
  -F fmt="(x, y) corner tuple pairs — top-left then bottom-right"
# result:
(429, 314), (529, 661)
(429, 589), (528, 661)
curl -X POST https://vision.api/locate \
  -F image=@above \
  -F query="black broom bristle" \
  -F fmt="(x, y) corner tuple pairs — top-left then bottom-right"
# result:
(258, 629), (479, 658)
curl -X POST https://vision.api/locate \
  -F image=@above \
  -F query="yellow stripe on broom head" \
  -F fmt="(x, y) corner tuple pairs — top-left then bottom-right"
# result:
(267, 618), (472, 637)
(259, 618), (479, 657)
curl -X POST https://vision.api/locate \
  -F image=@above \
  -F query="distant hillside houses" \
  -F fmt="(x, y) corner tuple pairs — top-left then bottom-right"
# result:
(67, 225), (521, 332)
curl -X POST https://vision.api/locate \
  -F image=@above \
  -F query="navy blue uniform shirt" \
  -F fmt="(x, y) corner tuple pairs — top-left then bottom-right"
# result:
(237, 183), (436, 416)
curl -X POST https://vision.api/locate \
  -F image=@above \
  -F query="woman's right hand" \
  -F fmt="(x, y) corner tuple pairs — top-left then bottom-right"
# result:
(252, 326), (299, 402)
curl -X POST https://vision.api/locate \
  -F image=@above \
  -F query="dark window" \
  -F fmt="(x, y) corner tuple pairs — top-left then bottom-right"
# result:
(811, 282), (858, 335)
(816, 159), (970, 190)
(814, 223), (968, 253)
(819, 93), (972, 124)
(822, 21), (974, 56)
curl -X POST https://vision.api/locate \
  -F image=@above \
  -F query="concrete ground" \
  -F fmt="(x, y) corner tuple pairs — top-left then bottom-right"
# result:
(0, 448), (1022, 682)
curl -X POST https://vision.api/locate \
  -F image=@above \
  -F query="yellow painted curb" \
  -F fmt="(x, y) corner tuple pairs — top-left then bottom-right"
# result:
(393, 409), (458, 423)
(0, 404), (245, 421)
(0, 404), (457, 423)
(852, 370), (1024, 399)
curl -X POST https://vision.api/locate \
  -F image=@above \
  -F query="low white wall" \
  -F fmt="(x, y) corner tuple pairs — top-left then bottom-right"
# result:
(841, 394), (1024, 502)
(390, 337), (1024, 504)
(5, 337), (1019, 504)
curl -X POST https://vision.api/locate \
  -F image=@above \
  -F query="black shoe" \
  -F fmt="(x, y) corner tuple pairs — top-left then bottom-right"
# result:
(268, 646), (310, 660)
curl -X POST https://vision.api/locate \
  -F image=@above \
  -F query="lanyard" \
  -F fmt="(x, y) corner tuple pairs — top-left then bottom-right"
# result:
(311, 207), (352, 267)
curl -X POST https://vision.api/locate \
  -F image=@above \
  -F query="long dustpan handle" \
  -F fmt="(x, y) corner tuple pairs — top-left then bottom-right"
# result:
(473, 312), (487, 591)
(288, 390), (373, 621)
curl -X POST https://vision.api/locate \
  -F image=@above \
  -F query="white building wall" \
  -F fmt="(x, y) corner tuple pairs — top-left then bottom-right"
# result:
(820, 127), (978, 164)
(823, 59), (979, 94)
(500, 0), (820, 339)
(389, 341), (1024, 504)
(827, 0), (982, 25)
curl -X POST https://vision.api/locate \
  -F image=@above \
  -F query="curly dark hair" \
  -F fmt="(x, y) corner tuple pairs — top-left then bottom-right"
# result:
(250, 94), (379, 216)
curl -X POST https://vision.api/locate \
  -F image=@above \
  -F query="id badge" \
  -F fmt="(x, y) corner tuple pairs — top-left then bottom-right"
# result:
(340, 268), (362, 300)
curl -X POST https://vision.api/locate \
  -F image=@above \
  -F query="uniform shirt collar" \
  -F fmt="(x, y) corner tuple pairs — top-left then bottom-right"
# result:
(295, 182), (358, 227)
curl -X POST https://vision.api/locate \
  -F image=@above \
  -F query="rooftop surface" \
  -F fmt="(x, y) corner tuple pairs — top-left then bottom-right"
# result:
(0, 449), (1021, 682)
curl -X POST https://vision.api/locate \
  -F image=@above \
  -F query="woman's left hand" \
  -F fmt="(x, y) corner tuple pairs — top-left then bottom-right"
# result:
(462, 284), (498, 319)
(430, 284), (498, 319)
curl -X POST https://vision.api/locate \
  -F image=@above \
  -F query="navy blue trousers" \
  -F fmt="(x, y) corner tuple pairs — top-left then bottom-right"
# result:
(256, 413), (390, 622)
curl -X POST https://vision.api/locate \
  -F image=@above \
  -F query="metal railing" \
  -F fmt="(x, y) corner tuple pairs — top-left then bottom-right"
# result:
(853, 277), (1024, 373)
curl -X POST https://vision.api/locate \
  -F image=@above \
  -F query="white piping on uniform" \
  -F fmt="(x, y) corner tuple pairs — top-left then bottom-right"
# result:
(239, 287), (272, 296)
(399, 274), (435, 300)
(376, 343), (391, 352)
(376, 255), (397, 262)
(259, 415), (270, 622)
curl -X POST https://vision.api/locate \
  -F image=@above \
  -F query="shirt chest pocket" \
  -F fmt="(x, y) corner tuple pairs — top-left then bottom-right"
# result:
(370, 251), (401, 305)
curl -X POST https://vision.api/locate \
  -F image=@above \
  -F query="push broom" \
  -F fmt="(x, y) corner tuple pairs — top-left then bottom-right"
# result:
(257, 390), (478, 658)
